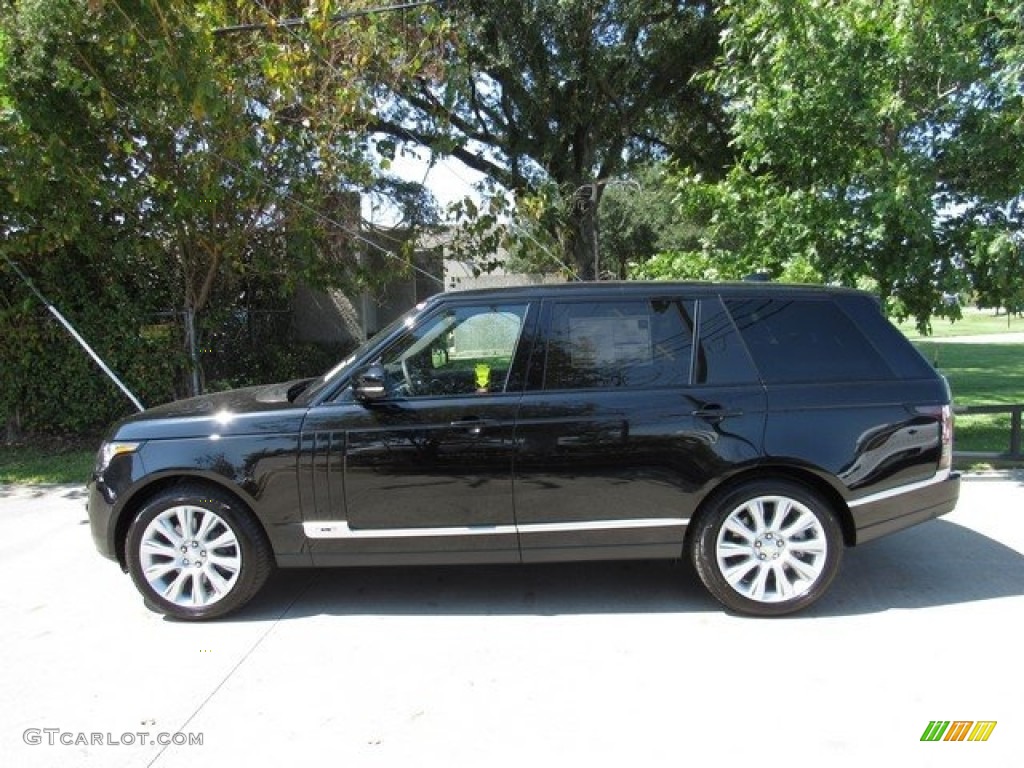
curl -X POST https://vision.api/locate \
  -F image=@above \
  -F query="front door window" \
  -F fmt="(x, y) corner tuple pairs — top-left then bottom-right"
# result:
(380, 304), (529, 398)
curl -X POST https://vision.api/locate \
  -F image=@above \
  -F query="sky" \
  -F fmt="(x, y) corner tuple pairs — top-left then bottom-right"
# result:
(362, 145), (486, 227)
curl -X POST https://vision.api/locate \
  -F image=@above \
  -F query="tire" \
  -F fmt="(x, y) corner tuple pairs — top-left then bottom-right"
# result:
(691, 480), (843, 617)
(125, 484), (273, 620)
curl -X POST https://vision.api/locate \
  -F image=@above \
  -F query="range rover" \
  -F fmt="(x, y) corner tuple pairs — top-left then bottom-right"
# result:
(88, 282), (960, 619)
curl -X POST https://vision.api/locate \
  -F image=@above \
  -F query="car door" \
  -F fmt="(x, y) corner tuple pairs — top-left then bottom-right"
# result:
(513, 295), (766, 563)
(300, 300), (535, 566)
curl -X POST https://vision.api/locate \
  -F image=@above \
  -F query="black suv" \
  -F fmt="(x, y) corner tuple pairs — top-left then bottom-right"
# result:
(88, 282), (959, 619)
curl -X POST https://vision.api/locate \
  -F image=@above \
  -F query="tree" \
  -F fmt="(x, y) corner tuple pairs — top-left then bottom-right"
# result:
(943, 0), (1024, 317)
(656, 0), (1024, 331)
(968, 228), (1024, 318)
(2, 1), (185, 433)
(597, 163), (705, 279)
(2, 0), (447, 405)
(373, 0), (729, 278)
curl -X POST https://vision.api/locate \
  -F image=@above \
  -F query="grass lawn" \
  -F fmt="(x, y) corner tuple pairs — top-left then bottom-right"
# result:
(913, 342), (1024, 406)
(909, 320), (1023, 457)
(898, 306), (1023, 338)
(916, 345), (1021, 456)
(0, 441), (95, 485)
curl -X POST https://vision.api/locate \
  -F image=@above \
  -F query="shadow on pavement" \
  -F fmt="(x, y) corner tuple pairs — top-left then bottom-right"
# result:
(812, 518), (1024, 617)
(0, 483), (88, 500)
(221, 518), (1024, 623)
(228, 559), (717, 622)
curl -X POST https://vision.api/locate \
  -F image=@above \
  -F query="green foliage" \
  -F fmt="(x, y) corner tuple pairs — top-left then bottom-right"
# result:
(379, 1), (728, 278)
(968, 228), (1024, 315)
(655, 0), (1024, 333)
(445, 162), (715, 283)
(443, 182), (575, 281)
(1, 0), (448, 433)
(598, 164), (705, 279)
(1, 251), (181, 435)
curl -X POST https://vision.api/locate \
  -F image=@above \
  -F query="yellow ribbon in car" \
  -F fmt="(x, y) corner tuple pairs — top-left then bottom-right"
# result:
(474, 363), (490, 390)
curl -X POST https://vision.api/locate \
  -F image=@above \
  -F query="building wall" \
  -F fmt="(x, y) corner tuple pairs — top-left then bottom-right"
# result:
(443, 259), (565, 292)
(293, 227), (562, 345)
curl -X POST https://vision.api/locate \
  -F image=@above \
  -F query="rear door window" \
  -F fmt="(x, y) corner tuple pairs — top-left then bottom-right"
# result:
(724, 298), (893, 383)
(540, 299), (695, 390)
(693, 298), (760, 385)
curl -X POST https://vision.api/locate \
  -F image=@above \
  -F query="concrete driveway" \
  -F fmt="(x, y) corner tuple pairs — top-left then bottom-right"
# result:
(1, 473), (1021, 768)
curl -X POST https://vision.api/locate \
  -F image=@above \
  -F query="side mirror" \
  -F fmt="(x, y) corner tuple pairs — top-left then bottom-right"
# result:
(353, 364), (387, 402)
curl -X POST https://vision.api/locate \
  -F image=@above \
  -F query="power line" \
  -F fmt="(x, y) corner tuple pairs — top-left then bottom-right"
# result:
(247, 0), (483, 230)
(240, 0), (563, 280)
(96, 0), (445, 287)
(247, 0), (480, 195)
(213, 1), (441, 37)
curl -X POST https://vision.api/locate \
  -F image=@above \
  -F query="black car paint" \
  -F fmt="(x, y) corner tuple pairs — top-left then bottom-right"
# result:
(89, 282), (960, 578)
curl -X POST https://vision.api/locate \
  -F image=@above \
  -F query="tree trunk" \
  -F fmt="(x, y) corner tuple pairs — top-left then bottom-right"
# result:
(183, 306), (202, 397)
(567, 183), (603, 281)
(569, 224), (596, 281)
(5, 408), (20, 443)
(565, 183), (602, 282)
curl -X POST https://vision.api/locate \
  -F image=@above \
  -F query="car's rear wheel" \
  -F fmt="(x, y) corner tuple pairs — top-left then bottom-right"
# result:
(125, 484), (272, 620)
(691, 480), (842, 616)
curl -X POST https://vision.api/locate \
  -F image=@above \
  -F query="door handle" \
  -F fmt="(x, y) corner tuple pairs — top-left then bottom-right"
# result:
(692, 405), (743, 423)
(450, 418), (496, 436)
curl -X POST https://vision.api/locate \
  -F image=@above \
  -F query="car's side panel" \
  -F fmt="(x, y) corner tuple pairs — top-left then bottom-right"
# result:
(90, 432), (309, 567)
(849, 471), (961, 543)
(298, 397), (522, 566)
(513, 386), (767, 562)
(762, 381), (947, 491)
(511, 295), (768, 562)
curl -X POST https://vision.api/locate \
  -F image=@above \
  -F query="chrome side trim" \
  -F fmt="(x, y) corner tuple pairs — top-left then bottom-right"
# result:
(303, 518), (689, 540)
(518, 518), (689, 534)
(304, 522), (517, 539)
(847, 469), (952, 509)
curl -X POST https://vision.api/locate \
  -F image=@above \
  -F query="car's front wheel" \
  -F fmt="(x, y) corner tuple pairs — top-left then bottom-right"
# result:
(691, 480), (843, 616)
(125, 484), (273, 620)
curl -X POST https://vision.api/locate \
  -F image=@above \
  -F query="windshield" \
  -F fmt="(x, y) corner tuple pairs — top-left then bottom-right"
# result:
(295, 303), (426, 404)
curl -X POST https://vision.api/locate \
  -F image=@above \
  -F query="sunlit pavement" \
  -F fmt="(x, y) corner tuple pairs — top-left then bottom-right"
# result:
(1, 473), (1021, 768)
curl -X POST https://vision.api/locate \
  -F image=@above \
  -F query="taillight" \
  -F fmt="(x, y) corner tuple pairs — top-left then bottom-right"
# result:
(939, 404), (954, 471)
(916, 404), (953, 472)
